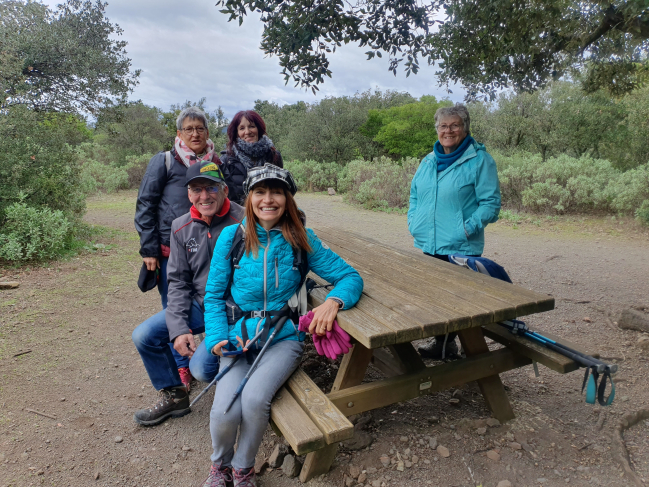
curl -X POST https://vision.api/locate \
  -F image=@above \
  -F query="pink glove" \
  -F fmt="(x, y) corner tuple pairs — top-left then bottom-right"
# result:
(298, 311), (351, 360)
(298, 311), (314, 333)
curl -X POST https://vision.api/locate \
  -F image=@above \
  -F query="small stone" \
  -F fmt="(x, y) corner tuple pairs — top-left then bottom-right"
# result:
(537, 478), (548, 483)
(509, 442), (522, 450)
(60, 398), (66, 402)
(637, 335), (649, 350)
(114, 436), (123, 443)
(380, 455), (390, 467)
(182, 446), (191, 451)
(449, 398), (460, 406)
(350, 465), (361, 478)
(583, 317), (592, 323)
(404, 448), (411, 455)
(496, 481), (512, 487)
(429, 437), (438, 449)
(358, 473), (368, 483)
(93, 470), (100, 480)
(254, 457), (269, 475)
(396, 461), (404, 471)
(345, 476), (355, 487)
(565, 478), (570, 483)
(404, 461), (412, 468)
(269, 444), (288, 468)
(476, 427), (487, 435)
(400, 436), (408, 443)
(21, 452), (29, 460)
(366, 467), (377, 474)
(427, 416), (440, 424)
(372, 481), (381, 487)
(423, 459), (430, 465)
(411, 455), (418, 464)
(522, 443), (534, 452)
(328, 187), (336, 196)
(486, 418), (501, 427)
(436, 445), (450, 458)
(486, 450), (501, 462)
(621, 396), (629, 402)
(281, 454), (301, 478)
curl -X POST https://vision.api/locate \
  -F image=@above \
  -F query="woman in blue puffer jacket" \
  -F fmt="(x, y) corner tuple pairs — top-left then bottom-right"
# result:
(200, 164), (363, 487)
(408, 104), (501, 360)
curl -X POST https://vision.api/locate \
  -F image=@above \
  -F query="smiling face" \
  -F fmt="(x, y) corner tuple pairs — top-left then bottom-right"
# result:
(188, 179), (227, 218)
(237, 117), (259, 144)
(178, 118), (209, 154)
(436, 115), (467, 154)
(250, 184), (286, 230)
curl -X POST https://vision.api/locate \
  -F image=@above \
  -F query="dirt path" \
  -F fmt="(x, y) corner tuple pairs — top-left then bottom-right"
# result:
(1, 190), (648, 487)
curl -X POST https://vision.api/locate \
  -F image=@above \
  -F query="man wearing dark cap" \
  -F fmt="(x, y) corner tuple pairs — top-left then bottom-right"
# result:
(132, 161), (244, 426)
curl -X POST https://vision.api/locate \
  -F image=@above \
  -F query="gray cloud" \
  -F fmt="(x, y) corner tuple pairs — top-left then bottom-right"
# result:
(40, 0), (465, 117)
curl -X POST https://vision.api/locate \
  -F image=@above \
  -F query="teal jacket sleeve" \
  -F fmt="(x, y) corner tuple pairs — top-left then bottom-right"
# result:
(464, 152), (501, 236)
(407, 159), (425, 231)
(306, 229), (364, 309)
(203, 225), (238, 354)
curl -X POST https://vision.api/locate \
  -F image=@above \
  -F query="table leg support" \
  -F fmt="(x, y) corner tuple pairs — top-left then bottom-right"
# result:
(300, 343), (373, 482)
(457, 327), (515, 422)
(299, 443), (338, 482)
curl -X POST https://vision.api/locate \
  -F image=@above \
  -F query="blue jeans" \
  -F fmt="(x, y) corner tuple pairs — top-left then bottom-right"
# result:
(132, 299), (220, 390)
(210, 339), (304, 470)
(157, 257), (187, 368)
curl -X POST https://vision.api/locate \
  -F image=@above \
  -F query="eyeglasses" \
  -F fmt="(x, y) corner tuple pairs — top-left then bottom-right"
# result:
(181, 126), (206, 135)
(189, 185), (220, 195)
(436, 123), (463, 132)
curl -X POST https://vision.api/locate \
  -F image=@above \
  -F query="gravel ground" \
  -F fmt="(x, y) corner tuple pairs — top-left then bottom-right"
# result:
(0, 190), (648, 487)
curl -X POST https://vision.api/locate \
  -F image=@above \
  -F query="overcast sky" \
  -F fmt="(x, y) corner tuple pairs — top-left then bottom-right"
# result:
(43, 0), (465, 118)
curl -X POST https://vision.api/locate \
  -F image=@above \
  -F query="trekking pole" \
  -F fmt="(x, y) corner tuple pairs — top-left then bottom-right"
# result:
(189, 328), (265, 408)
(223, 315), (289, 414)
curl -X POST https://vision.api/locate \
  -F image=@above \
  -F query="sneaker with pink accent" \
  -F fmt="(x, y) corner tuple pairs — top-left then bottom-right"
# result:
(200, 463), (233, 487)
(178, 367), (193, 392)
(233, 467), (256, 487)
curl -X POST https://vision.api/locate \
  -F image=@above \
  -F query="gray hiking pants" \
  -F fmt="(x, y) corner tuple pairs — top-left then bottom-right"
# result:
(209, 339), (304, 469)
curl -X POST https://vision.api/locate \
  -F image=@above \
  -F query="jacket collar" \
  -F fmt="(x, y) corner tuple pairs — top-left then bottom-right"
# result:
(190, 198), (231, 226)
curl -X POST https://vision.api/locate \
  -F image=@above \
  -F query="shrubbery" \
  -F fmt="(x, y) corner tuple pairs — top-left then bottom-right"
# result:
(289, 152), (649, 224)
(0, 203), (72, 262)
(77, 143), (151, 193)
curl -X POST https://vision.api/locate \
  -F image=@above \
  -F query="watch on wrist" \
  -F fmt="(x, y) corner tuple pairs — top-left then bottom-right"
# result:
(330, 297), (343, 308)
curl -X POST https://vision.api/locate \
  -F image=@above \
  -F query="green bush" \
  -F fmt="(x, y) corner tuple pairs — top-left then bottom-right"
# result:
(0, 203), (72, 262)
(605, 164), (649, 214)
(124, 153), (153, 189)
(76, 143), (151, 193)
(284, 159), (342, 191)
(636, 200), (649, 225)
(0, 106), (86, 222)
(338, 156), (419, 210)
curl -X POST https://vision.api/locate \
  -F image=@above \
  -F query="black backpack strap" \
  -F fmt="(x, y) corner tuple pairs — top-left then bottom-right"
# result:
(224, 224), (246, 300)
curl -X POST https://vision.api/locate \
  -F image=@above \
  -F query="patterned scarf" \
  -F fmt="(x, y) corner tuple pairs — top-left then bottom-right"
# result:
(232, 135), (275, 170)
(174, 136), (218, 168)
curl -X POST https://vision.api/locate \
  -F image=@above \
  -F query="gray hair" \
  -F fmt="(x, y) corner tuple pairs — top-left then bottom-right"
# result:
(176, 106), (209, 131)
(434, 104), (470, 134)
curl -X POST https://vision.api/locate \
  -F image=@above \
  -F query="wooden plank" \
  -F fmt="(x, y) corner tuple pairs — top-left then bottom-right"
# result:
(320, 235), (500, 327)
(308, 285), (396, 348)
(309, 274), (427, 343)
(316, 226), (554, 316)
(285, 369), (354, 444)
(299, 443), (338, 482)
(371, 348), (407, 377)
(482, 324), (599, 374)
(331, 343), (374, 392)
(371, 344), (426, 377)
(327, 347), (530, 416)
(270, 387), (326, 455)
(458, 327), (515, 422)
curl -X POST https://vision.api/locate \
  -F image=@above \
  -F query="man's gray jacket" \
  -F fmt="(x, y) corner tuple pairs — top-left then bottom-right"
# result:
(166, 199), (244, 342)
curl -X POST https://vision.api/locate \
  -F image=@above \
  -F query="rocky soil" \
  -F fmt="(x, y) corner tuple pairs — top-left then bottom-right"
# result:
(1, 190), (648, 487)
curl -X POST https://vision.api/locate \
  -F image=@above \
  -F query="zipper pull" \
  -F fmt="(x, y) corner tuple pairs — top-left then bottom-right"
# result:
(275, 256), (279, 289)
(208, 232), (212, 239)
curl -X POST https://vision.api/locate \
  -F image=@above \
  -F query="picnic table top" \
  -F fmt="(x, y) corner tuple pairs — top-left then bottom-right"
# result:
(310, 225), (555, 349)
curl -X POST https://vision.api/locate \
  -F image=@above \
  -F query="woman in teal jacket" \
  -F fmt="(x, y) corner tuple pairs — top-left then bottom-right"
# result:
(408, 104), (500, 359)
(200, 164), (363, 487)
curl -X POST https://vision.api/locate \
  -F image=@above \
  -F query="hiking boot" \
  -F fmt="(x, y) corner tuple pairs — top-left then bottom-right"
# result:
(200, 463), (233, 487)
(418, 334), (461, 360)
(178, 367), (193, 392)
(133, 387), (190, 426)
(233, 467), (256, 487)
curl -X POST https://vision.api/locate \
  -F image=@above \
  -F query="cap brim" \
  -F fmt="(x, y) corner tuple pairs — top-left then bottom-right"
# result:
(185, 174), (224, 186)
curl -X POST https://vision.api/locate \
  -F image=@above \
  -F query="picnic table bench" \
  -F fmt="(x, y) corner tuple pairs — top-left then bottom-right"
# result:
(269, 226), (595, 482)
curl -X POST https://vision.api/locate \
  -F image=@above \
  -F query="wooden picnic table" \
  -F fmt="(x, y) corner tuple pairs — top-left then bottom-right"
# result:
(270, 226), (591, 482)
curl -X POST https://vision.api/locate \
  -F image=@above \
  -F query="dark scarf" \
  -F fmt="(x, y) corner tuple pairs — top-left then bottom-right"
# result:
(434, 135), (475, 172)
(232, 135), (275, 170)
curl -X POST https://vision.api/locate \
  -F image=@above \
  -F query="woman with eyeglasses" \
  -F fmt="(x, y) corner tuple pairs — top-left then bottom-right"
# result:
(135, 106), (223, 390)
(220, 110), (283, 206)
(408, 104), (501, 360)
